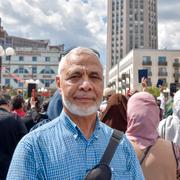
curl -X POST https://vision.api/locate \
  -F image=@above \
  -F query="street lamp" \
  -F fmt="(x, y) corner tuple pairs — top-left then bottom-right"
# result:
(0, 46), (15, 88)
(0, 46), (4, 89)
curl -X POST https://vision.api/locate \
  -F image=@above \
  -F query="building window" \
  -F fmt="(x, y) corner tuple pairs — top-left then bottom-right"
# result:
(143, 56), (151, 61)
(5, 79), (10, 85)
(18, 82), (23, 88)
(158, 67), (167, 76)
(19, 56), (24, 61)
(44, 80), (51, 87)
(6, 56), (10, 61)
(159, 67), (166, 73)
(32, 67), (37, 74)
(158, 56), (166, 62)
(32, 56), (37, 62)
(45, 57), (50, 62)
(40, 67), (55, 74)
(142, 56), (151, 65)
(158, 56), (167, 65)
(19, 67), (24, 73)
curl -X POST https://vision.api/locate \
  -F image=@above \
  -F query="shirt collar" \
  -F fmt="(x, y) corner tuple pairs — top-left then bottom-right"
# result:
(60, 110), (101, 141)
(0, 107), (9, 113)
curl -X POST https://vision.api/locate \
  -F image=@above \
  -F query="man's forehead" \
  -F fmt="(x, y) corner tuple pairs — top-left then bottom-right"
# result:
(65, 64), (102, 74)
(65, 53), (102, 67)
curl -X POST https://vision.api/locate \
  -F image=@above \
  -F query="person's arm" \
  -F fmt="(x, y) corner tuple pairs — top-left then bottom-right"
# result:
(141, 77), (148, 92)
(6, 139), (37, 179)
(28, 97), (41, 121)
(158, 118), (166, 138)
(22, 98), (41, 131)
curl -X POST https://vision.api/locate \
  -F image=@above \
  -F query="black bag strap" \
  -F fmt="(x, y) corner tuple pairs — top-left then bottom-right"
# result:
(140, 145), (152, 165)
(99, 129), (124, 165)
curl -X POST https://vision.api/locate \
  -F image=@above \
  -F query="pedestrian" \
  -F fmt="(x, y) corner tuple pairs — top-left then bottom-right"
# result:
(0, 95), (27, 180)
(126, 92), (180, 180)
(100, 93), (128, 133)
(7, 47), (144, 179)
(99, 87), (115, 114)
(11, 95), (26, 118)
(158, 90), (180, 146)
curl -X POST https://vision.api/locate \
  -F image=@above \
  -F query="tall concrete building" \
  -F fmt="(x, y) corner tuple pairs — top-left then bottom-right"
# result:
(106, 0), (158, 86)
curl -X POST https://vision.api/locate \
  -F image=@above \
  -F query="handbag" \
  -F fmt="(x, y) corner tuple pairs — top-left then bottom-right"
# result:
(84, 129), (123, 180)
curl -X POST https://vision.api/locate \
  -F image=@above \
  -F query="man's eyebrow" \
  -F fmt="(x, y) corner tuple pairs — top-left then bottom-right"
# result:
(66, 69), (82, 75)
(89, 71), (102, 75)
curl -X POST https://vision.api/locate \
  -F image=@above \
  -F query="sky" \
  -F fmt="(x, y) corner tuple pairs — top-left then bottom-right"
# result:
(0, 0), (180, 65)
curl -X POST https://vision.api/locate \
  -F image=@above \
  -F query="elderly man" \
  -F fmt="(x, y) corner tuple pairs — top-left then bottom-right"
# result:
(7, 47), (144, 179)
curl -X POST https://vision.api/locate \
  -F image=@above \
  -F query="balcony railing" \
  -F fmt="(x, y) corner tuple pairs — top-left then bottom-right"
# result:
(158, 61), (167, 66)
(158, 72), (168, 76)
(173, 73), (180, 78)
(173, 62), (180, 67)
(142, 61), (152, 65)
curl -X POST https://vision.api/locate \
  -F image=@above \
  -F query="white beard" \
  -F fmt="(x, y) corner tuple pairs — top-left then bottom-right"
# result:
(62, 94), (101, 116)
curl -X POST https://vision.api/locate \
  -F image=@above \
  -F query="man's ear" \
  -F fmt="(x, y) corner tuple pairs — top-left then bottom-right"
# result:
(56, 75), (61, 88)
(56, 76), (62, 95)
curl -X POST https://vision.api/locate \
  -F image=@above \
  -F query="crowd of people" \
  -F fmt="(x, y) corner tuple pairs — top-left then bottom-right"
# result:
(0, 47), (180, 179)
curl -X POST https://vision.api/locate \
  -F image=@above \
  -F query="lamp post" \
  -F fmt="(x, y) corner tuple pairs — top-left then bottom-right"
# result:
(0, 46), (15, 89)
(0, 46), (4, 89)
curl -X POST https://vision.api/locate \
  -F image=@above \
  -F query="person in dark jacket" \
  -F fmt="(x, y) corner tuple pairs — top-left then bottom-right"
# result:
(0, 95), (27, 180)
(30, 90), (63, 131)
(47, 90), (63, 120)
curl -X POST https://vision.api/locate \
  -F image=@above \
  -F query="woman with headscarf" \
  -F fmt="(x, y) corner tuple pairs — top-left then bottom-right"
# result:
(158, 90), (180, 146)
(100, 93), (128, 133)
(126, 92), (180, 180)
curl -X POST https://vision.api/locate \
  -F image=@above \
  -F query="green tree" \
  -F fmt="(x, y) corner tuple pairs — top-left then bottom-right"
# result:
(147, 86), (160, 97)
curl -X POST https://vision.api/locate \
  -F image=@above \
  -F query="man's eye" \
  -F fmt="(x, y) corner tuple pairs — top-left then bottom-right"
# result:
(90, 76), (102, 80)
(68, 75), (81, 80)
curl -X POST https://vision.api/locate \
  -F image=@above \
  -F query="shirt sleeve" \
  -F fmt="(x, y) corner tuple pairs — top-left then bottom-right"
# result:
(6, 139), (37, 180)
(158, 119), (166, 138)
(124, 136), (145, 180)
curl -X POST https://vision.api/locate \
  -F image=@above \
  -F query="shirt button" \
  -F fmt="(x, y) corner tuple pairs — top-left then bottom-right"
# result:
(73, 134), (78, 139)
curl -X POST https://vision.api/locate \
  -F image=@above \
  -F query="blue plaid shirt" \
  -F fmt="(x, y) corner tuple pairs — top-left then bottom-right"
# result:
(7, 111), (144, 180)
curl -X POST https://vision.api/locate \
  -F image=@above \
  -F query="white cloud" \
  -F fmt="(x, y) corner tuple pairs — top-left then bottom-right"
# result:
(0, 0), (107, 52)
(158, 23), (180, 49)
(158, 0), (180, 49)
(0, 0), (179, 64)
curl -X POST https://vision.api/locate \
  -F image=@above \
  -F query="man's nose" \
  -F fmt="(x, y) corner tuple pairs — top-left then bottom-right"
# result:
(79, 79), (93, 91)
